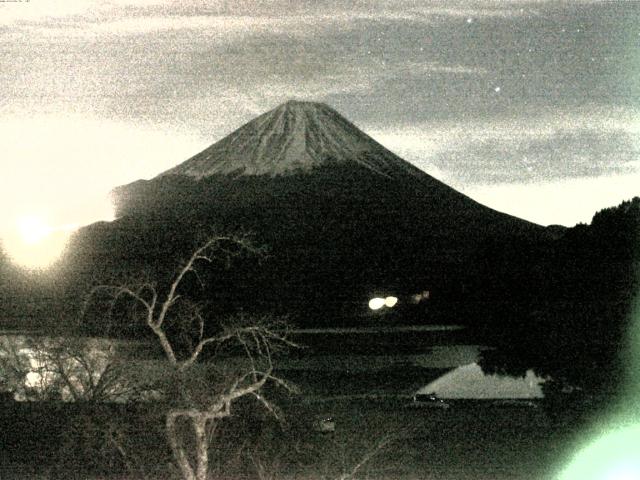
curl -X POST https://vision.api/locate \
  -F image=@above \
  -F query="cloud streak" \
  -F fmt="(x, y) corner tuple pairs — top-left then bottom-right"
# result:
(368, 108), (640, 185)
(2, 0), (541, 32)
(438, 128), (640, 184)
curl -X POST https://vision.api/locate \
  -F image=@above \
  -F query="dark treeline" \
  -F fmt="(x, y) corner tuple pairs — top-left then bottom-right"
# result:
(468, 197), (639, 409)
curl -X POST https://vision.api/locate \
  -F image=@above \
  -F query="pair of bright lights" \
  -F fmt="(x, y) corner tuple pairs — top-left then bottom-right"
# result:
(368, 296), (398, 310)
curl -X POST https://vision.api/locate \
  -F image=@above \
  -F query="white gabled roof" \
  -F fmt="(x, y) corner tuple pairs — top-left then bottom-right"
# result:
(417, 362), (545, 399)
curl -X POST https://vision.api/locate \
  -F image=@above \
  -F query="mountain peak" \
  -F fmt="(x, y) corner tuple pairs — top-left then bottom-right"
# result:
(159, 101), (421, 179)
(280, 99), (329, 109)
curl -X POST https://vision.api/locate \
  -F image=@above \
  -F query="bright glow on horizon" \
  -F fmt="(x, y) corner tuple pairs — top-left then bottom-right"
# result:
(2, 215), (77, 270)
(1, 113), (207, 270)
(3, 230), (73, 270)
(17, 215), (52, 245)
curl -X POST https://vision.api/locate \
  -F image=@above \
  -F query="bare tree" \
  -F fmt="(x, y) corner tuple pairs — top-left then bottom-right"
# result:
(0, 335), (144, 402)
(85, 235), (297, 480)
(0, 334), (162, 478)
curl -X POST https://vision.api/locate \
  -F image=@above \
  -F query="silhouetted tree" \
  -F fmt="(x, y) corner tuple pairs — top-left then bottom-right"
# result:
(85, 235), (297, 480)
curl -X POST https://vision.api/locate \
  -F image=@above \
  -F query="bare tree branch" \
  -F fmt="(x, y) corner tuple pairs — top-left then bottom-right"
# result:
(337, 435), (393, 480)
(79, 234), (294, 480)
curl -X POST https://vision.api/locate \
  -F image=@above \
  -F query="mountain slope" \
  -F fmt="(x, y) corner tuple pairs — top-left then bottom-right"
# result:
(71, 101), (550, 327)
(159, 100), (423, 178)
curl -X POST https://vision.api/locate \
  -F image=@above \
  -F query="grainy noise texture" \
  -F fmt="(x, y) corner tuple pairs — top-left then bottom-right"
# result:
(0, 2), (639, 480)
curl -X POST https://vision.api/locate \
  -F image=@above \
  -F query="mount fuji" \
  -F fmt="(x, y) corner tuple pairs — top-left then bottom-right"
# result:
(72, 101), (549, 326)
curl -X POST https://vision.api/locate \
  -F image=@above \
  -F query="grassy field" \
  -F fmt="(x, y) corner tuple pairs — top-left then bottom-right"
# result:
(282, 397), (575, 480)
(0, 395), (588, 480)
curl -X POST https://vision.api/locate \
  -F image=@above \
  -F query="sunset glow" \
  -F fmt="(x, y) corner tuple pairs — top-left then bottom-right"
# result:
(0, 114), (205, 270)
(2, 215), (75, 270)
(17, 215), (51, 245)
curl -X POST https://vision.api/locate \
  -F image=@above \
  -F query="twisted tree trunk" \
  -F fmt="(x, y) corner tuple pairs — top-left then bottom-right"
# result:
(166, 413), (196, 480)
(194, 416), (209, 480)
(166, 410), (218, 480)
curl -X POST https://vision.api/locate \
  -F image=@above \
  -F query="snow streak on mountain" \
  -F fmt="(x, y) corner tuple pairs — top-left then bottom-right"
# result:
(160, 100), (422, 179)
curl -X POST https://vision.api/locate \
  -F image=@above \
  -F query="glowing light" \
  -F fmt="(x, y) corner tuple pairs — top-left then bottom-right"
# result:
(411, 290), (430, 303)
(25, 371), (43, 389)
(2, 215), (76, 270)
(384, 296), (398, 308)
(559, 425), (640, 480)
(17, 215), (51, 245)
(368, 298), (386, 310)
(1, 114), (202, 248)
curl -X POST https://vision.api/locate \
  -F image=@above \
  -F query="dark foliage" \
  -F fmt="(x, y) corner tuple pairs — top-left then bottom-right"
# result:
(0, 244), (64, 330)
(0, 401), (170, 479)
(471, 197), (639, 413)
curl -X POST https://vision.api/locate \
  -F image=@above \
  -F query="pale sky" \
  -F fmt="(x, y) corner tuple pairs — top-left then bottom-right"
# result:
(2, 0), (639, 265)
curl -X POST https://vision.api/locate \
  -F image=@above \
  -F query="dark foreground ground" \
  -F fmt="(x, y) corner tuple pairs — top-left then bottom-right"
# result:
(0, 326), (596, 479)
(294, 398), (576, 480)
(0, 395), (592, 480)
